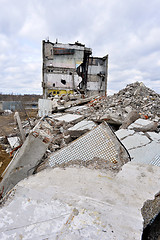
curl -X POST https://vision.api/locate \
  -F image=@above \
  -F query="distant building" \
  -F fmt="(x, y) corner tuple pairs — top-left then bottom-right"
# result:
(42, 40), (108, 98)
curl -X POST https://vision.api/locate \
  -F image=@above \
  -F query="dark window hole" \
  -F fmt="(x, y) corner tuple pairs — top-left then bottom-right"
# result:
(61, 79), (66, 85)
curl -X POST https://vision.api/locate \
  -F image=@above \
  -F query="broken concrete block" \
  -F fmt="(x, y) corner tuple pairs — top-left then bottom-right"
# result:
(68, 120), (97, 138)
(100, 112), (123, 125)
(63, 135), (72, 144)
(0, 127), (50, 196)
(14, 112), (26, 143)
(120, 110), (140, 129)
(53, 113), (84, 124)
(0, 162), (159, 239)
(128, 119), (158, 132)
(7, 136), (21, 149)
(38, 99), (52, 117)
(124, 106), (133, 113)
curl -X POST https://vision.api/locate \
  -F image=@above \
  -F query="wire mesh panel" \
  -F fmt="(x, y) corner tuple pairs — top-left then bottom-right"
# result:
(149, 154), (160, 167)
(49, 123), (129, 168)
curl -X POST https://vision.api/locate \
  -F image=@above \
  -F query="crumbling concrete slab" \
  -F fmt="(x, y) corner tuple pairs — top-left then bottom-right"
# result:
(0, 162), (159, 239)
(121, 133), (151, 150)
(0, 119), (51, 196)
(129, 141), (160, 166)
(100, 112), (124, 125)
(0, 134), (48, 196)
(38, 99), (52, 117)
(147, 132), (160, 142)
(51, 113), (63, 118)
(130, 118), (153, 126)
(115, 129), (135, 140)
(115, 127), (160, 167)
(53, 113), (84, 124)
(68, 120), (97, 138)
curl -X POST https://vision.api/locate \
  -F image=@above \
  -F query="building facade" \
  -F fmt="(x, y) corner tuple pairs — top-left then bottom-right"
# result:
(42, 40), (108, 98)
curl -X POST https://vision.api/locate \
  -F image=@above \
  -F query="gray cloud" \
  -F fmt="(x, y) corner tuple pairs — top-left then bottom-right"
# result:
(0, 0), (160, 94)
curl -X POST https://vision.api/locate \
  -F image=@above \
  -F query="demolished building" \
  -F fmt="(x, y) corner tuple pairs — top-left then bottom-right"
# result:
(0, 82), (160, 239)
(42, 40), (108, 98)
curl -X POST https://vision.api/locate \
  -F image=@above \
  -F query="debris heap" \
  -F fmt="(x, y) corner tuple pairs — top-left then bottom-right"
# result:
(71, 82), (160, 124)
(0, 81), (160, 239)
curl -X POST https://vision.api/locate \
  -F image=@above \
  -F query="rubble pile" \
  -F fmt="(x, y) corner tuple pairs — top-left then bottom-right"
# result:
(68, 82), (160, 124)
(0, 81), (160, 239)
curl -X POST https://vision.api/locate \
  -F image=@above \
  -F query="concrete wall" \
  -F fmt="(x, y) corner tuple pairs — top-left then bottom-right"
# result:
(42, 40), (108, 97)
(87, 57), (108, 94)
(46, 73), (81, 89)
(42, 41), (88, 97)
(44, 42), (85, 69)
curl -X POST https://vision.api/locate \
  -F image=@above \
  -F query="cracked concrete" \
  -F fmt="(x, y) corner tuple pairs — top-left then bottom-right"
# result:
(0, 162), (159, 240)
(116, 119), (160, 166)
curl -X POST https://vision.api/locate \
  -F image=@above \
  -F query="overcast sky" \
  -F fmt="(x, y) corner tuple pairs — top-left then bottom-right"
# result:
(0, 0), (160, 95)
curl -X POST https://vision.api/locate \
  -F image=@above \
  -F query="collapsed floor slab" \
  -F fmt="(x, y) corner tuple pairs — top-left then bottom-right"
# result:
(116, 122), (160, 166)
(0, 162), (159, 239)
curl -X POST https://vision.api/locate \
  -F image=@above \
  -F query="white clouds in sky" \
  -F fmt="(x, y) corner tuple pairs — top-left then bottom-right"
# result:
(0, 0), (160, 94)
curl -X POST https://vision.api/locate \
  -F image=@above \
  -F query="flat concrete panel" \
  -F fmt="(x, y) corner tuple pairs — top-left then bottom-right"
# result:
(115, 129), (135, 140)
(68, 120), (96, 131)
(128, 119), (153, 129)
(54, 113), (84, 124)
(0, 162), (159, 239)
(65, 105), (89, 113)
(129, 141), (160, 166)
(7, 137), (21, 148)
(121, 133), (150, 150)
(147, 132), (160, 142)
(0, 134), (48, 195)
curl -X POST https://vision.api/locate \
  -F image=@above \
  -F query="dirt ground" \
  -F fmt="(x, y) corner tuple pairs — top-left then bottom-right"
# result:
(0, 109), (38, 136)
(0, 109), (38, 184)
(0, 146), (11, 183)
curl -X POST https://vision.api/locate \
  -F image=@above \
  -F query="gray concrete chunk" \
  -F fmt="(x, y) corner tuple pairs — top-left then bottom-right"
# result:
(0, 133), (49, 196)
(68, 120), (97, 137)
(54, 113), (84, 124)
(0, 162), (159, 240)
